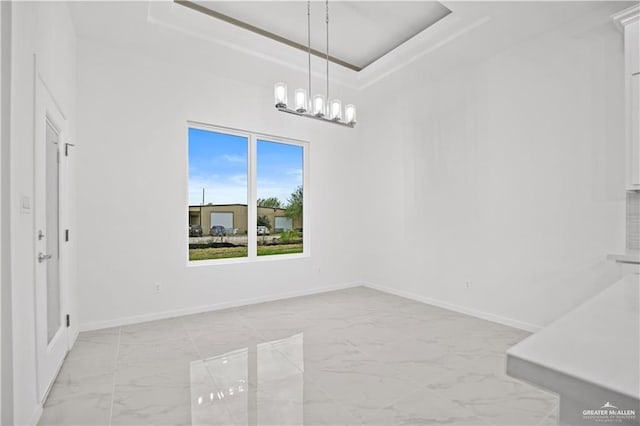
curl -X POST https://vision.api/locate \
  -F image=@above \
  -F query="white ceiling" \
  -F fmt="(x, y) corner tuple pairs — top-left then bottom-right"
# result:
(188, 1), (452, 71)
(68, 1), (635, 92)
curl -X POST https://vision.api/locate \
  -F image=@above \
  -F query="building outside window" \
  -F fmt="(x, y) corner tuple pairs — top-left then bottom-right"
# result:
(188, 124), (307, 263)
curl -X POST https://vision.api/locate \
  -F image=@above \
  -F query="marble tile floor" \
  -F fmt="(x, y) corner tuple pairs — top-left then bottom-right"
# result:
(38, 286), (558, 426)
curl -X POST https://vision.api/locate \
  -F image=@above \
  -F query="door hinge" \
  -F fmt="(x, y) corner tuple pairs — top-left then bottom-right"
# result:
(65, 143), (75, 157)
(66, 314), (70, 328)
(65, 229), (69, 242)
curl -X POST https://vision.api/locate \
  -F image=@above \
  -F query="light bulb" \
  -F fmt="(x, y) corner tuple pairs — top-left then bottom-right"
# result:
(312, 94), (326, 117)
(330, 99), (342, 121)
(345, 104), (357, 124)
(274, 82), (288, 108)
(294, 88), (308, 113)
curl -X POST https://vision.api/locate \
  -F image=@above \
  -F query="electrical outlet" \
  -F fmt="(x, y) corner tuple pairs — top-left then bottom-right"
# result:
(154, 282), (162, 294)
(465, 280), (472, 289)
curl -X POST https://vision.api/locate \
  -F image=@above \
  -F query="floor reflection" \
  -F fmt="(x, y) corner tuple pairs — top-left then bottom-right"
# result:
(191, 333), (304, 425)
(41, 287), (557, 425)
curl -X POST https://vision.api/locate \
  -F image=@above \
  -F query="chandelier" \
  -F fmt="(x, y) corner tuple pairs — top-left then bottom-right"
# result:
(273, 0), (356, 128)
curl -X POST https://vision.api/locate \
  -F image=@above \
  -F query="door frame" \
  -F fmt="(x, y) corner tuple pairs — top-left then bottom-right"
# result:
(33, 67), (70, 402)
(0, 1), (4, 420)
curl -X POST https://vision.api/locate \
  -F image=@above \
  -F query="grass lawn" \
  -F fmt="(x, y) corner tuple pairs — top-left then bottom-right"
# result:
(189, 243), (302, 261)
(258, 243), (303, 256)
(189, 246), (247, 260)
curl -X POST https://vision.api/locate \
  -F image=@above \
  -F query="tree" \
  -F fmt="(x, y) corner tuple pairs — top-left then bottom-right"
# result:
(257, 197), (282, 208)
(285, 186), (303, 220)
(257, 215), (271, 229)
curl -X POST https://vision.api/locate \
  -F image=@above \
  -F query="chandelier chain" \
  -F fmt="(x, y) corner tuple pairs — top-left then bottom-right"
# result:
(307, 0), (311, 102)
(326, 0), (329, 103)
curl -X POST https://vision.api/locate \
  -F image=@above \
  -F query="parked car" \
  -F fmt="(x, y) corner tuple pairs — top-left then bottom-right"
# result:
(210, 225), (227, 236)
(189, 224), (203, 237)
(257, 226), (270, 235)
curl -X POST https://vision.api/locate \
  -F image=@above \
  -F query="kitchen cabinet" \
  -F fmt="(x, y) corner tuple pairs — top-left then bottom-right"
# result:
(507, 275), (639, 426)
(631, 73), (639, 187)
(613, 6), (640, 189)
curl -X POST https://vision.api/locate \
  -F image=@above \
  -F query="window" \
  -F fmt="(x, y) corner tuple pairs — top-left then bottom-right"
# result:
(188, 124), (307, 263)
(257, 140), (304, 256)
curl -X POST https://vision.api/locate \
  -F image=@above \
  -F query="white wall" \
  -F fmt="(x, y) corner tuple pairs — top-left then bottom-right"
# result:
(2, 1), (631, 423)
(75, 3), (630, 333)
(76, 41), (361, 329)
(359, 5), (627, 330)
(9, 3), (77, 424)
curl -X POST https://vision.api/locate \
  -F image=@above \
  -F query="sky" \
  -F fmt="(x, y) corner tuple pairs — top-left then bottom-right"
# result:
(188, 128), (303, 206)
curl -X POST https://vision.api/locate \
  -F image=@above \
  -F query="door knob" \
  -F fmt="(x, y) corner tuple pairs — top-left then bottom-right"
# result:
(38, 252), (53, 263)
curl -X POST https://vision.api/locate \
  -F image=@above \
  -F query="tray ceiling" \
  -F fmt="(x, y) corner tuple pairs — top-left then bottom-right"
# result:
(180, 1), (452, 71)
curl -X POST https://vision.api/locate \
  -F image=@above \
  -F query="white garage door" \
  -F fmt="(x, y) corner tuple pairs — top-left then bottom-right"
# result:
(275, 216), (293, 231)
(211, 212), (234, 230)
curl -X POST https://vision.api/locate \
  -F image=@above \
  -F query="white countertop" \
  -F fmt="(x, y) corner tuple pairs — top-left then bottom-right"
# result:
(607, 251), (640, 264)
(507, 274), (640, 400)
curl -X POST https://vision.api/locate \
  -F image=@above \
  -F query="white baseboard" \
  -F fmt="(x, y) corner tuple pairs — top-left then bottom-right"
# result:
(362, 281), (542, 333)
(67, 327), (79, 352)
(79, 280), (541, 333)
(79, 281), (363, 332)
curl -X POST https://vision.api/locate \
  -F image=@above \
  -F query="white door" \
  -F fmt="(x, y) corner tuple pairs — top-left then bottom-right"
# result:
(34, 77), (68, 402)
(211, 212), (234, 230)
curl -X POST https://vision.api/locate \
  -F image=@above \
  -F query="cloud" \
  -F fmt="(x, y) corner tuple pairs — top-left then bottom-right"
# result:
(256, 184), (302, 205)
(220, 154), (246, 164)
(189, 175), (247, 205)
(285, 168), (303, 178)
(228, 174), (248, 185)
(189, 170), (302, 206)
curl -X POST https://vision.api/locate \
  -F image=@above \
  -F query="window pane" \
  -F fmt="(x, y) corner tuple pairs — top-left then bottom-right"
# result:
(256, 140), (304, 256)
(188, 128), (248, 260)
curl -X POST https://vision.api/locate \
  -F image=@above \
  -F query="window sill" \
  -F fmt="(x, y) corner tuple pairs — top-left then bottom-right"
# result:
(186, 252), (309, 267)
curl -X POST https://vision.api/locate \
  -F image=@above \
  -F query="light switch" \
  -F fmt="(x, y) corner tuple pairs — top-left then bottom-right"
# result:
(21, 196), (31, 214)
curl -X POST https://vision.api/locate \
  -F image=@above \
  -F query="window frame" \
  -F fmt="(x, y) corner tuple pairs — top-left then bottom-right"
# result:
(186, 121), (310, 266)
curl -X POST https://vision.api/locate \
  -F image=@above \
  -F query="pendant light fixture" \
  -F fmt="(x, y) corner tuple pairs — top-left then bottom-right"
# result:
(274, 0), (356, 128)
